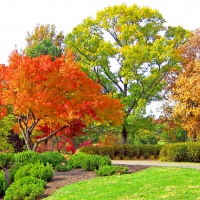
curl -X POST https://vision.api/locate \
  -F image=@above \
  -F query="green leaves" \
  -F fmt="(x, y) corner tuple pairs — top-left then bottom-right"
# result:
(26, 39), (62, 59)
(65, 4), (189, 141)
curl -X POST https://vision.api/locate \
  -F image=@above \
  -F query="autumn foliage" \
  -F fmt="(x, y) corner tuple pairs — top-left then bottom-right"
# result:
(0, 50), (124, 151)
(171, 29), (200, 141)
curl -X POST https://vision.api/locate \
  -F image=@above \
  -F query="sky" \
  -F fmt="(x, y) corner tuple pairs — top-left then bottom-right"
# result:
(0, 0), (200, 116)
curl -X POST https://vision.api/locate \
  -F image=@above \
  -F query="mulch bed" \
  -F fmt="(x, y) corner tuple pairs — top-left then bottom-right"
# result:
(1, 164), (151, 199)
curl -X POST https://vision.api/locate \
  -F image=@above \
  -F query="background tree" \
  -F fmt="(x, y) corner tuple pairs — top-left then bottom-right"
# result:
(26, 39), (62, 59)
(0, 50), (124, 151)
(25, 24), (64, 53)
(65, 4), (190, 143)
(169, 29), (200, 141)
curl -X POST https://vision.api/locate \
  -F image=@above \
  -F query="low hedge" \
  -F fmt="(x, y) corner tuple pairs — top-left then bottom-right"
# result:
(123, 144), (139, 159)
(80, 144), (162, 159)
(138, 145), (162, 159)
(159, 142), (200, 162)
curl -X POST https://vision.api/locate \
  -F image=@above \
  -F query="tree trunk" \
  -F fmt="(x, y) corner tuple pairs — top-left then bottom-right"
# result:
(24, 135), (34, 151)
(122, 125), (128, 144)
(191, 132), (197, 142)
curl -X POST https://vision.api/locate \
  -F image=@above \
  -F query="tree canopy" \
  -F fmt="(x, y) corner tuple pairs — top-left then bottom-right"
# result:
(25, 24), (64, 53)
(171, 30), (200, 141)
(26, 39), (62, 59)
(64, 4), (190, 142)
(0, 50), (124, 151)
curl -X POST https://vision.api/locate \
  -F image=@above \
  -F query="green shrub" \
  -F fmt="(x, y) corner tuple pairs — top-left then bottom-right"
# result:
(160, 142), (200, 162)
(67, 152), (89, 169)
(4, 176), (45, 200)
(14, 162), (54, 182)
(0, 153), (14, 169)
(113, 145), (125, 159)
(9, 163), (25, 183)
(138, 145), (162, 159)
(39, 151), (65, 168)
(54, 164), (72, 172)
(159, 143), (188, 162)
(14, 151), (39, 164)
(151, 145), (163, 158)
(98, 146), (114, 158)
(123, 145), (139, 159)
(80, 155), (97, 171)
(187, 143), (200, 162)
(79, 145), (99, 155)
(13, 151), (65, 168)
(81, 154), (111, 171)
(0, 170), (7, 196)
(167, 143), (188, 162)
(97, 154), (112, 170)
(68, 152), (111, 171)
(95, 165), (129, 176)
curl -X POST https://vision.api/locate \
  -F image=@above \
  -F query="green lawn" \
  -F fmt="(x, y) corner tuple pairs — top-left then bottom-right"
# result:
(45, 167), (200, 200)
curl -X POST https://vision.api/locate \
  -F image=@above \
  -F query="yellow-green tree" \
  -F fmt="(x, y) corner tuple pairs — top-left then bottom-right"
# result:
(65, 4), (190, 143)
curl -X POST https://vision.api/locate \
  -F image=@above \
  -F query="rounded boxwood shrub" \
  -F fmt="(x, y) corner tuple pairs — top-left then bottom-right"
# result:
(97, 155), (112, 168)
(67, 152), (89, 169)
(14, 162), (54, 182)
(4, 176), (45, 200)
(68, 152), (111, 171)
(14, 151), (39, 164)
(0, 170), (7, 196)
(54, 164), (72, 172)
(9, 163), (26, 183)
(81, 154), (111, 171)
(80, 155), (97, 171)
(39, 151), (65, 168)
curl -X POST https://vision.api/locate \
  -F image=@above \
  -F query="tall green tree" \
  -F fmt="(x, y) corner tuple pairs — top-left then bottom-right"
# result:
(65, 4), (190, 143)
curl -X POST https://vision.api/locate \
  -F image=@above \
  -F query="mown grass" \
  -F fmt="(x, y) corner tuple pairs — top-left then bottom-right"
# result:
(45, 167), (200, 200)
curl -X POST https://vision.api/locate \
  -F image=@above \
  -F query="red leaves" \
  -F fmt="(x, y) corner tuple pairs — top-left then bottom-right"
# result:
(0, 49), (124, 151)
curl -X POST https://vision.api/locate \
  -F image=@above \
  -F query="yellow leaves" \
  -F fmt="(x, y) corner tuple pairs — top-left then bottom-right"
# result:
(25, 24), (64, 51)
(172, 59), (200, 136)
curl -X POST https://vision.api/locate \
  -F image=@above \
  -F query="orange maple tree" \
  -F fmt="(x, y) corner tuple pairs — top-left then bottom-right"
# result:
(0, 50), (124, 151)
